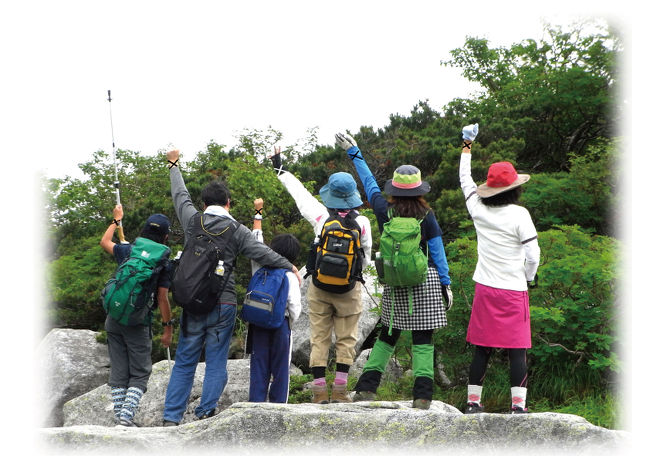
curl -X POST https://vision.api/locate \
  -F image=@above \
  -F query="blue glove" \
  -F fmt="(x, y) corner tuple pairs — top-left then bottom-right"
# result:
(462, 123), (479, 141)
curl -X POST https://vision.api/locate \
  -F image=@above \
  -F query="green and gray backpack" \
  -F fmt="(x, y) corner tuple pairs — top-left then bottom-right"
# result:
(377, 209), (429, 333)
(101, 237), (171, 326)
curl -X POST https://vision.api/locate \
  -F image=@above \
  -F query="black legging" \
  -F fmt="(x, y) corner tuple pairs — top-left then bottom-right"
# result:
(377, 326), (433, 346)
(468, 345), (528, 387)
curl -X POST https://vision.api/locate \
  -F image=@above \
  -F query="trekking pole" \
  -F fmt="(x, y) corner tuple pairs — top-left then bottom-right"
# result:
(166, 347), (172, 372)
(107, 89), (128, 244)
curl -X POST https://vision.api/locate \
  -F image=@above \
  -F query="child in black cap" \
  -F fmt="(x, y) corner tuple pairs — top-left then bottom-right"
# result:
(100, 204), (174, 426)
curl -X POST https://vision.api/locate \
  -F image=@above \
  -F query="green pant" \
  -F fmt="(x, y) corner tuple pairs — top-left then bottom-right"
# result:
(354, 328), (435, 400)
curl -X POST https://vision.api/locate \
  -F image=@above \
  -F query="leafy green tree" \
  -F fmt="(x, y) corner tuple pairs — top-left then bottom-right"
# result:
(522, 139), (616, 235)
(443, 21), (620, 171)
(529, 225), (619, 397)
(436, 225), (618, 401)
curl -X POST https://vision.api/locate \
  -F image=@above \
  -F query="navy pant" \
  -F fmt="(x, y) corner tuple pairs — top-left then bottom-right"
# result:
(248, 318), (292, 403)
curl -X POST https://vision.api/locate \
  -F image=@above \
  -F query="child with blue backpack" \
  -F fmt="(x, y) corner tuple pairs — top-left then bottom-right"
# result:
(245, 198), (302, 403)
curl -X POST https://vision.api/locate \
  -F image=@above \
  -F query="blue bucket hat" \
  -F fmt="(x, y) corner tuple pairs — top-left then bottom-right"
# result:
(319, 172), (363, 209)
(144, 214), (171, 236)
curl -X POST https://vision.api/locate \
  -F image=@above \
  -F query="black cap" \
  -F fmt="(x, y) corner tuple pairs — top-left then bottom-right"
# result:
(144, 214), (170, 236)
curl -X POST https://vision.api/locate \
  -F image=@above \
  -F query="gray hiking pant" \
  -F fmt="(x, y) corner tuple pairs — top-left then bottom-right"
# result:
(105, 316), (152, 392)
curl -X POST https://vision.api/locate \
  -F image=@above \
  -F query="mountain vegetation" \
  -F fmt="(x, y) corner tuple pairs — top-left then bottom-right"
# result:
(45, 22), (621, 427)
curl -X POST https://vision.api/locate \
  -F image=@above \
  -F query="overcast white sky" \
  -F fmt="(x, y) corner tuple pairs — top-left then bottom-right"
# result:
(2, 0), (624, 180)
(1, 0), (648, 454)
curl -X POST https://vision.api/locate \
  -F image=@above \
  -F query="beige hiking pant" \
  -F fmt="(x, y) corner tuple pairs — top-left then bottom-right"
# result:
(307, 282), (363, 368)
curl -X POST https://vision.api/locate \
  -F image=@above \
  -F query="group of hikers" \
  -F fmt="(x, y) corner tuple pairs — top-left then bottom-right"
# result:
(99, 123), (540, 427)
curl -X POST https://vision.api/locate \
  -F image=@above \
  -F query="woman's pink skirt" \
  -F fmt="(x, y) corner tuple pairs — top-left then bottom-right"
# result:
(466, 283), (531, 348)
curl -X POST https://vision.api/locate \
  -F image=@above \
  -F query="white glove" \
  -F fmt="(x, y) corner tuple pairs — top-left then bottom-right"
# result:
(335, 132), (357, 151)
(462, 123), (479, 141)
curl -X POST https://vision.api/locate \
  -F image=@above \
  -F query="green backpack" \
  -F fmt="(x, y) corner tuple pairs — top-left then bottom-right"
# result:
(377, 209), (429, 334)
(379, 210), (428, 287)
(101, 237), (171, 326)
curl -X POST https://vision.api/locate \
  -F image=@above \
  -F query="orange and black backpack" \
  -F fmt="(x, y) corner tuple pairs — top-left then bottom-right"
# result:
(305, 211), (365, 293)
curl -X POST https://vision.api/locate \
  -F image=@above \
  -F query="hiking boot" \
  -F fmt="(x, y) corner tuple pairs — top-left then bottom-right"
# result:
(118, 418), (140, 427)
(330, 383), (352, 403)
(511, 406), (529, 414)
(464, 402), (484, 414)
(352, 390), (377, 402)
(412, 399), (431, 410)
(197, 409), (216, 420)
(311, 383), (329, 404)
(162, 420), (179, 427)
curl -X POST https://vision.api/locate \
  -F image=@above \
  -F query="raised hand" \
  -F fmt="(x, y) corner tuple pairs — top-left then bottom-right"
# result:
(113, 204), (124, 222)
(166, 149), (180, 168)
(254, 198), (264, 210)
(335, 132), (357, 151)
(269, 146), (284, 175)
(462, 123), (479, 141)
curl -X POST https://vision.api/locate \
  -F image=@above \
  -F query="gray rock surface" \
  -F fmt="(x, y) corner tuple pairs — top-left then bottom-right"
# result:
(64, 359), (303, 427)
(349, 348), (403, 383)
(291, 269), (381, 369)
(42, 401), (629, 455)
(37, 328), (110, 427)
(63, 359), (240, 427)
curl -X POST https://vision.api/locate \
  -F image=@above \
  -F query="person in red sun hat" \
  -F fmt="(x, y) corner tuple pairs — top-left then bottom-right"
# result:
(459, 123), (540, 415)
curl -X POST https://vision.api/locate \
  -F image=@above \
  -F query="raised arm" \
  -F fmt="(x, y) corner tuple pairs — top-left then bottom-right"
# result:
(336, 133), (381, 203)
(251, 198), (264, 275)
(459, 124), (480, 214)
(167, 149), (199, 236)
(99, 204), (125, 255)
(270, 147), (328, 234)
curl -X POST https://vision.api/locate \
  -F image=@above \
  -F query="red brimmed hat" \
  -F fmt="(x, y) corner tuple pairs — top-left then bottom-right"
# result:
(477, 161), (530, 198)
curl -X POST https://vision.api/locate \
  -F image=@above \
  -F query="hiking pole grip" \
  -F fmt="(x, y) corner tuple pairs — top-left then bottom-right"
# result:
(116, 224), (127, 244)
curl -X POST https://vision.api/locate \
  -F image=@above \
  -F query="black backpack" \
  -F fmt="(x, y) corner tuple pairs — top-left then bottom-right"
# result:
(171, 212), (239, 315)
(305, 211), (364, 294)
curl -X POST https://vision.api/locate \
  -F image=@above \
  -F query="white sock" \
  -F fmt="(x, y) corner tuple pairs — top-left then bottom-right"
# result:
(511, 386), (527, 409)
(467, 384), (483, 405)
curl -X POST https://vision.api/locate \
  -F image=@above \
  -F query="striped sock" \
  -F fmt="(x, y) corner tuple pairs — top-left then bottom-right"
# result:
(467, 384), (483, 405)
(334, 371), (348, 386)
(111, 386), (127, 421)
(313, 377), (327, 386)
(119, 387), (144, 422)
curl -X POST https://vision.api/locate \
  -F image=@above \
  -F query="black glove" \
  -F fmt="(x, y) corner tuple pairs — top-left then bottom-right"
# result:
(527, 274), (539, 289)
(270, 147), (285, 175)
(441, 284), (453, 311)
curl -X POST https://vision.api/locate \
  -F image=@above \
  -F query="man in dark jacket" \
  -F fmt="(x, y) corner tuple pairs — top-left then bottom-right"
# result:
(162, 149), (300, 426)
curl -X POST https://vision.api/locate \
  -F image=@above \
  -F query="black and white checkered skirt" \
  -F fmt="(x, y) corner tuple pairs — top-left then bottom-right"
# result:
(380, 267), (447, 330)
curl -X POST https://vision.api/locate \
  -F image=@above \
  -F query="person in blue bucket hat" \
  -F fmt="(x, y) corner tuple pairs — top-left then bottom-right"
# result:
(269, 147), (372, 403)
(318, 171), (365, 209)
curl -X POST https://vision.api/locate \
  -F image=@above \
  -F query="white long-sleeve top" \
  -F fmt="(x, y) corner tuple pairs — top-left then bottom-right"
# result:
(278, 171), (372, 269)
(250, 229), (302, 326)
(460, 153), (540, 291)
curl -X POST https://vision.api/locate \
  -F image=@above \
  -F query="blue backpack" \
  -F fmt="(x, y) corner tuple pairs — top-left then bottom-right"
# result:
(241, 267), (290, 329)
